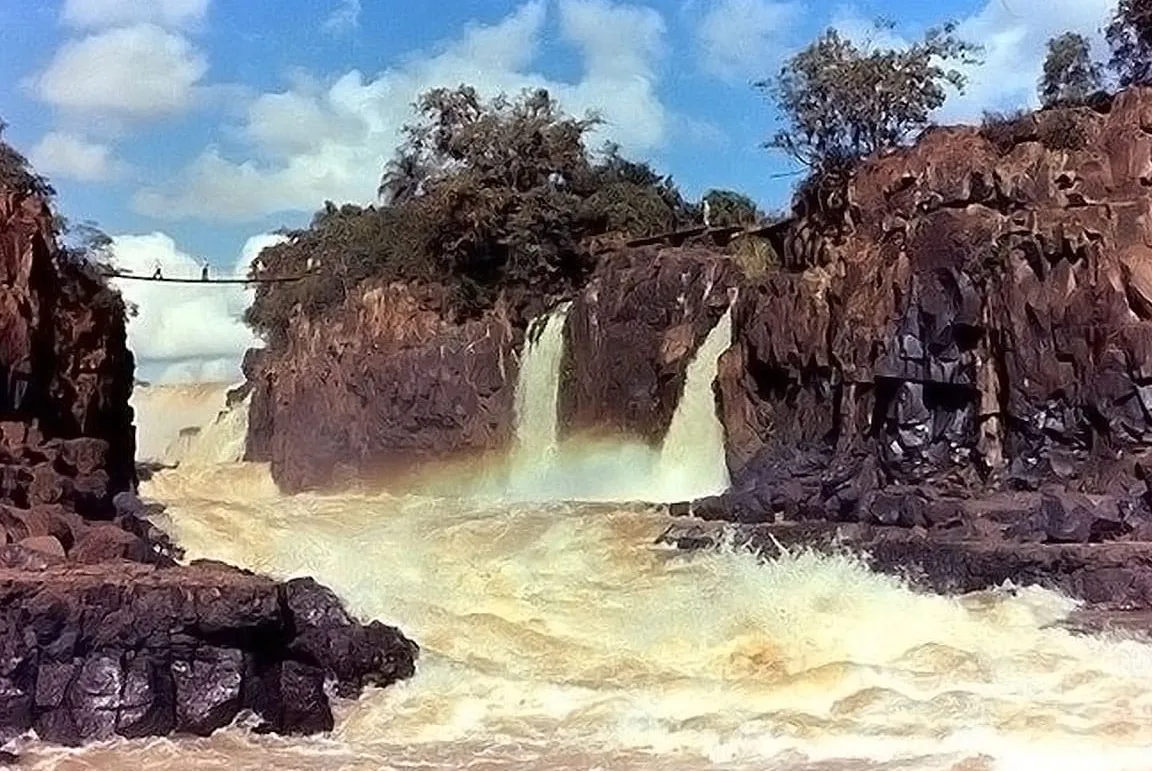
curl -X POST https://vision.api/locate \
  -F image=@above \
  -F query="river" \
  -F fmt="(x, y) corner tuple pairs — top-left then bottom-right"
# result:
(22, 307), (1152, 770)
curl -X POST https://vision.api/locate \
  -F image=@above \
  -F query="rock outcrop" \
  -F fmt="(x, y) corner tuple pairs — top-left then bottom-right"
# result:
(672, 88), (1152, 612)
(0, 191), (135, 516)
(0, 560), (417, 746)
(559, 246), (739, 443)
(246, 282), (519, 492)
(0, 180), (419, 753)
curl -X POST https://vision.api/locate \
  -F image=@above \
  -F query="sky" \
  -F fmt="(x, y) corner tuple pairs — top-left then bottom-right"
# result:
(0, 0), (1118, 383)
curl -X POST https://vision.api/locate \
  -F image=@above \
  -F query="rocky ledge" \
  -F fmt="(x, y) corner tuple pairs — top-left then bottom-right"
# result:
(0, 559), (418, 747)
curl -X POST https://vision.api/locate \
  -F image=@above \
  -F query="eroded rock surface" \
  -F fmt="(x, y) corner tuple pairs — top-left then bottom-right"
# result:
(559, 246), (739, 443)
(245, 283), (519, 492)
(0, 561), (418, 746)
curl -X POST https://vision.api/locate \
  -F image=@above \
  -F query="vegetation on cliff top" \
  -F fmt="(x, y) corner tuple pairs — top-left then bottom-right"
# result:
(244, 86), (713, 345)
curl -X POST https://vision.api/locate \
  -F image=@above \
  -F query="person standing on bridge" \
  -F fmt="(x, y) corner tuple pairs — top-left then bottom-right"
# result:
(151, 260), (162, 280)
(201, 261), (210, 281)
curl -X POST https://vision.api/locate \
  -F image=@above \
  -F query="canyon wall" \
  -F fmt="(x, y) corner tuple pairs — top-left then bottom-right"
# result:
(0, 189), (135, 523)
(718, 87), (1152, 505)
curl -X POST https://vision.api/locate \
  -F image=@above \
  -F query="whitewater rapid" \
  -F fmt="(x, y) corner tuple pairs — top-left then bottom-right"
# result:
(27, 310), (1152, 770)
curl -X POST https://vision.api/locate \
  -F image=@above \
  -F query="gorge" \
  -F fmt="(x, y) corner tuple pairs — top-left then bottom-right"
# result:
(7, 74), (1152, 771)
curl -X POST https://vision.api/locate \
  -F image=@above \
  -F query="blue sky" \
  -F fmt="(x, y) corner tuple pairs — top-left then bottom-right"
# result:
(0, 0), (1117, 381)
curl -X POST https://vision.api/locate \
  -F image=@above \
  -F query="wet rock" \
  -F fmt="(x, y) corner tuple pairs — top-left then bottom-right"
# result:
(0, 562), (418, 745)
(19, 535), (65, 558)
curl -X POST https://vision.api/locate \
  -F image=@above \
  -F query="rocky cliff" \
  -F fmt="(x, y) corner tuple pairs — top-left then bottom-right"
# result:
(245, 243), (742, 492)
(246, 282), (519, 492)
(0, 190), (134, 519)
(675, 87), (1152, 609)
(0, 182), (419, 752)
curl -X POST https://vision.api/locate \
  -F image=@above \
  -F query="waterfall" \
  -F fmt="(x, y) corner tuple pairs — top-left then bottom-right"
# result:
(506, 302), (571, 494)
(174, 395), (251, 467)
(652, 304), (734, 502)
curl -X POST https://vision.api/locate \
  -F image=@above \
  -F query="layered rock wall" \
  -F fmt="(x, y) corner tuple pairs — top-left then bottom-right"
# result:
(559, 246), (739, 443)
(246, 283), (519, 492)
(720, 89), (1152, 501)
(0, 190), (134, 528)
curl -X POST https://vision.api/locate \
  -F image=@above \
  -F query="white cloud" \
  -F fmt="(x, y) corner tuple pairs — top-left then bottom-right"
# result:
(133, 0), (671, 223)
(323, 0), (362, 35)
(33, 24), (208, 121)
(61, 0), (209, 29)
(29, 131), (124, 182)
(107, 232), (284, 383)
(934, 0), (1115, 123)
(697, 0), (801, 80)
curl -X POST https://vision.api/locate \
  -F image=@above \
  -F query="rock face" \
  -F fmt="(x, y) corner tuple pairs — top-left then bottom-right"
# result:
(718, 89), (1152, 506)
(559, 246), (739, 443)
(672, 89), (1152, 614)
(0, 192), (135, 516)
(0, 182), (420, 752)
(0, 560), (417, 745)
(246, 283), (519, 492)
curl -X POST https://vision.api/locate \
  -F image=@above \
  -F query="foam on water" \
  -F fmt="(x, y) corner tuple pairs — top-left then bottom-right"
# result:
(32, 315), (1152, 770)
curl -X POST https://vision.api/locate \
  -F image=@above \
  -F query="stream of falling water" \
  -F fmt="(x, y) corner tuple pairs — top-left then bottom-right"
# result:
(25, 309), (1152, 770)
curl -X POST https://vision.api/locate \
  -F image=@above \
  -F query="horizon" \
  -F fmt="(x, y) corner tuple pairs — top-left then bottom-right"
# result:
(0, 0), (1117, 382)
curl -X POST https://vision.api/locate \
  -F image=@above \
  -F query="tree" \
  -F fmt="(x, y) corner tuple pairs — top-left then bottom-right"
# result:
(247, 86), (707, 344)
(1107, 0), (1152, 87)
(757, 22), (982, 170)
(1039, 32), (1104, 107)
(702, 189), (763, 228)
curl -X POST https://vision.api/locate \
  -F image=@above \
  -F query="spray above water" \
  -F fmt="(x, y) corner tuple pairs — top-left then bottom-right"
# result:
(57, 310), (1152, 771)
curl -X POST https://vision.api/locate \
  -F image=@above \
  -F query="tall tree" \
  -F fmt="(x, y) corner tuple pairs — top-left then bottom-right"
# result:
(1040, 32), (1104, 106)
(757, 22), (981, 171)
(1107, 0), (1152, 87)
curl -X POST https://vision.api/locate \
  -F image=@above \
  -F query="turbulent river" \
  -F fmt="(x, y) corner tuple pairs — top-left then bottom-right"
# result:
(25, 307), (1152, 770)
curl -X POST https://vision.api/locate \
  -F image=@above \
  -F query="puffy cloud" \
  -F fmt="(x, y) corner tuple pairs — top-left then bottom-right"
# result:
(937, 0), (1115, 122)
(32, 24), (208, 121)
(107, 232), (284, 383)
(28, 131), (125, 182)
(697, 0), (801, 80)
(323, 0), (362, 35)
(133, 0), (671, 223)
(61, 0), (210, 29)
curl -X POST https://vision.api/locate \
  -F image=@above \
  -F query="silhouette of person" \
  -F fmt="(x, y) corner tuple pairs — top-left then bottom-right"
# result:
(151, 261), (163, 280)
(201, 262), (210, 281)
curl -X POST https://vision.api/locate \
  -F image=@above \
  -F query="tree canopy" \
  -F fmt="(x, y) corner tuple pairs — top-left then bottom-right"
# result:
(757, 22), (982, 171)
(1107, 0), (1152, 87)
(245, 86), (703, 345)
(1040, 32), (1104, 107)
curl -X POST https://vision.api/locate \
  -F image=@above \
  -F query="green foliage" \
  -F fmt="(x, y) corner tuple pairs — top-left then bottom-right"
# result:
(757, 22), (982, 171)
(246, 86), (705, 345)
(703, 189), (763, 228)
(1040, 32), (1104, 107)
(1108, 0), (1152, 87)
(0, 121), (54, 200)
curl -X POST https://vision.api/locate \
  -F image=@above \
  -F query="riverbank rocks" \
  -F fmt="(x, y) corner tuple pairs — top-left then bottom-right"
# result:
(0, 561), (418, 745)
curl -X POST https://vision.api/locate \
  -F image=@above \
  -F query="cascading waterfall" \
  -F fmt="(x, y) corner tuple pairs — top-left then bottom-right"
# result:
(54, 337), (1152, 771)
(506, 302), (571, 496)
(651, 303), (734, 502)
(177, 394), (251, 467)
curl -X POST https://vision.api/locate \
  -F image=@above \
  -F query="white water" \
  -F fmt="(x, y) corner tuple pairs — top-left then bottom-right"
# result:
(25, 312), (1152, 770)
(506, 302), (572, 497)
(130, 381), (238, 463)
(652, 305), (734, 502)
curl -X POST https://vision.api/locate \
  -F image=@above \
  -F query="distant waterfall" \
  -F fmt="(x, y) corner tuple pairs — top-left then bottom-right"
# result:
(651, 305), (734, 502)
(175, 396), (251, 467)
(507, 303), (571, 492)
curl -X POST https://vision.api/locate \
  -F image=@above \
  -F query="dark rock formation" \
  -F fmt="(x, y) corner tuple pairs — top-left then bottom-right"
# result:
(0, 180), (419, 755)
(0, 560), (417, 746)
(719, 90), (1152, 492)
(559, 246), (739, 443)
(0, 192), (135, 516)
(245, 283), (519, 492)
(670, 90), (1152, 618)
